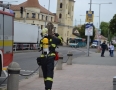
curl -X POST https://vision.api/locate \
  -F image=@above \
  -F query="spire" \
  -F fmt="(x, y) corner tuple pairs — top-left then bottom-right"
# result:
(26, 0), (40, 8)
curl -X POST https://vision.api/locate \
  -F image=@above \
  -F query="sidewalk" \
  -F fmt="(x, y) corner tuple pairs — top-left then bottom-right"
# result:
(19, 51), (116, 90)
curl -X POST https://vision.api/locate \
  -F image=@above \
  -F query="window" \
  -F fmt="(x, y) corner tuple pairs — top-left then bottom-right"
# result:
(41, 25), (43, 29)
(59, 13), (62, 18)
(60, 3), (63, 8)
(32, 13), (36, 18)
(42, 15), (44, 20)
(27, 13), (29, 18)
(46, 16), (48, 20)
(51, 17), (53, 21)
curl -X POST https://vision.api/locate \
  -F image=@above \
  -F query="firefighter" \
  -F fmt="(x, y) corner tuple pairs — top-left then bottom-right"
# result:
(54, 33), (63, 45)
(37, 28), (62, 90)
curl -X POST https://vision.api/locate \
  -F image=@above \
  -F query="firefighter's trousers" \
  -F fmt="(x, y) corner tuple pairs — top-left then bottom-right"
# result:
(41, 55), (55, 90)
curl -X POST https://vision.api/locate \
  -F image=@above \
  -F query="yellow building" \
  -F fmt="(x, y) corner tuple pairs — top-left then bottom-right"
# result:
(11, 0), (76, 43)
(56, 0), (76, 42)
(10, 0), (58, 32)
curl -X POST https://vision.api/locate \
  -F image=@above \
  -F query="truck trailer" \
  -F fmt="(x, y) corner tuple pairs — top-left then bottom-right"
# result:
(13, 21), (42, 51)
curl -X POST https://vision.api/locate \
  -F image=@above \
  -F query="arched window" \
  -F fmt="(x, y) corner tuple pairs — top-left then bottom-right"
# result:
(60, 3), (63, 8)
(59, 13), (62, 18)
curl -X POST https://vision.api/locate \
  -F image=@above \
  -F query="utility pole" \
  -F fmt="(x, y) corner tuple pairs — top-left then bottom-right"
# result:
(45, 0), (50, 27)
(87, 0), (92, 56)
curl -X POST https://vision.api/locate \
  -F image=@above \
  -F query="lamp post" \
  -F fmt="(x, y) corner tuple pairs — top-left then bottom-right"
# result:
(88, 2), (112, 51)
(45, 0), (50, 27)
(2, 1), (18, 9)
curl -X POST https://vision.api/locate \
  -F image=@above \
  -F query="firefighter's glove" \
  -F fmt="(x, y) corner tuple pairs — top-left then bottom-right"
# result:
(36, 57), (42, 66)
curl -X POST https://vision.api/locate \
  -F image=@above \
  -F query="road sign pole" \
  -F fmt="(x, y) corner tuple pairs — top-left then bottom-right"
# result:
(87, 0), (92, 56)
(87, 35), (90, 56)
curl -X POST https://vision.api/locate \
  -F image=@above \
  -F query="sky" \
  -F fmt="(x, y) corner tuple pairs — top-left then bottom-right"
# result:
(2, 0), (115, 28)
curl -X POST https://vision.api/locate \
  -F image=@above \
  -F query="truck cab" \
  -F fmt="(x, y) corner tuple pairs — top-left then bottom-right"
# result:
(0, 10), (14, 76)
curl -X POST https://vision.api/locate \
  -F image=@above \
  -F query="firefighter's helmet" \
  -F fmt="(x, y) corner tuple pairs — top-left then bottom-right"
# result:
(42, 28), (48, 36)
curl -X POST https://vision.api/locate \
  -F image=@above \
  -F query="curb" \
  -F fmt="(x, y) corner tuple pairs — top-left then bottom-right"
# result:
(0, 87), (7, 90)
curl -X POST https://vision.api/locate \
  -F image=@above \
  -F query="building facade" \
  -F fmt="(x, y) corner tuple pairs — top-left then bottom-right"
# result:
(10, 0), (58, 32)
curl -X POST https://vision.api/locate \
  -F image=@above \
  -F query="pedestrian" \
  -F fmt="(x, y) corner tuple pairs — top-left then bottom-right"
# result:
(101, 41), (107, 57)
(37, 28), (62, 90)
(109, 43), (114, 57)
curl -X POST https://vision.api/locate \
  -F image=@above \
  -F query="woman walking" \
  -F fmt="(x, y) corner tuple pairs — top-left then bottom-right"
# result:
(109, 43), (114, 57)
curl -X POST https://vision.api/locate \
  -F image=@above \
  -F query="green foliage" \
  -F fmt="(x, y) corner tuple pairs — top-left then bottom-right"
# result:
(109, 14), (116, 35)
(74, 24), (95, 43)
(114, 44), (116, 47)
(100, 22), (109, 38)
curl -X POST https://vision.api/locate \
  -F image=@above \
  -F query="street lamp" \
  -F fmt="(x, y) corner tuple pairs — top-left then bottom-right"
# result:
(88, 2), (112, 51)
(2, 1), (18, 9)
(45, 0), (50, 27)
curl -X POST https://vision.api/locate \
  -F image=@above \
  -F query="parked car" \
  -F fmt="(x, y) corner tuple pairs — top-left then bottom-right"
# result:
(91, 43), (98, 48)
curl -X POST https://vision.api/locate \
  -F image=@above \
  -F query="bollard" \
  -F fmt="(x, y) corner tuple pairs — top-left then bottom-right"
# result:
(39, 66), (43, 78)
(56, 55), (63, 70)
(7, 62), (21, 90)
(113, 76), (116, 90)
(67, 52), (73, 65)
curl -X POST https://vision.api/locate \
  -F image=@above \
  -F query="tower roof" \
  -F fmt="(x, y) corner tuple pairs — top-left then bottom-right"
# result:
(25, 0), (40, 8)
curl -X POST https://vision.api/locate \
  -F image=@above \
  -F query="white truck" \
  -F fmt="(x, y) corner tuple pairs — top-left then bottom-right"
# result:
(13, 21), (42, 51)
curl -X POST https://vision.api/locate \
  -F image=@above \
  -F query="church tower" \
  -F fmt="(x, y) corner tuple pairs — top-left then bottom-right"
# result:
(56, 0), (75, 42)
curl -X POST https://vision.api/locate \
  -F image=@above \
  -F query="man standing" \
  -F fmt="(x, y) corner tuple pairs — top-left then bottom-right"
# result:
(101, 41), (107, 57)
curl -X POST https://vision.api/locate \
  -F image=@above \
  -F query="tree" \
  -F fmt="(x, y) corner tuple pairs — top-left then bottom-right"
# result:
(109, 14), (116, 35)
(73, 24), (95, 44)
(100, 22), (109, 38)
(108, 14), (116, 42)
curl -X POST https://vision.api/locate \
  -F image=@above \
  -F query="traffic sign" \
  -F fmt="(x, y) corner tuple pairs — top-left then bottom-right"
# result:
(86, 11), (94, 22)
(85, 23), (93, 36)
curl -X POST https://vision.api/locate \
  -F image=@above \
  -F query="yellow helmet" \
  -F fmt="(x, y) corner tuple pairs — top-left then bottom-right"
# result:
(42, 28), (48, 36)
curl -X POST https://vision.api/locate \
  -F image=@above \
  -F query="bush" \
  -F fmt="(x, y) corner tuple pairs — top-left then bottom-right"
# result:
(114, 44), (116, 47)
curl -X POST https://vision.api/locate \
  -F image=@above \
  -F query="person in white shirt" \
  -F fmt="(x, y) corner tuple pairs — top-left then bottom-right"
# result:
(109, 43), (114, 57)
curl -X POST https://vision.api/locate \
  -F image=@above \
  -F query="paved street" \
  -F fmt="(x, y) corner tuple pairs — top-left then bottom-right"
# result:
(0, 46), (85, 87)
